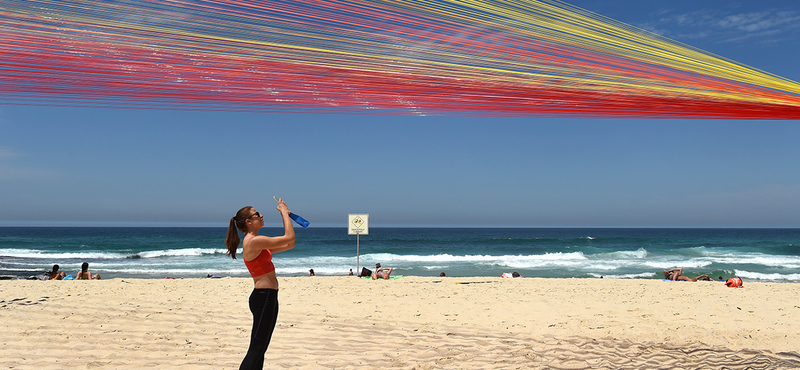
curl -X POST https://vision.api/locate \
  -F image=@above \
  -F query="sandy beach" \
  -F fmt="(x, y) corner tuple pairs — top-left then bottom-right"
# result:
(2, 276), (799, 369)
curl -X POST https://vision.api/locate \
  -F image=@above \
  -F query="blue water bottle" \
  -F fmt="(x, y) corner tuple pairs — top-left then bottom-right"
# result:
(289, 213), (310, 228)
(274, 196), (310, 228)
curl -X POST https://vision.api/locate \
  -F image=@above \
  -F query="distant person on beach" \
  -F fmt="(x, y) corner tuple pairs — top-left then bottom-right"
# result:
(372, 263), (394, 280)
(309, 269), (315, 276)
(349, 269), (354, 276)
(225, 200), (296, 370)
(440, 272), (446, 277)
(662, 268), (711, 282)
(48, 264), (65, 280)
(76, 262), (101, 280)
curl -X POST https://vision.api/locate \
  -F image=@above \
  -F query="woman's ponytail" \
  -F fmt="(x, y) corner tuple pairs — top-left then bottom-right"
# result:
(225, 206), (253, 259)
(225, 216), (241, 259)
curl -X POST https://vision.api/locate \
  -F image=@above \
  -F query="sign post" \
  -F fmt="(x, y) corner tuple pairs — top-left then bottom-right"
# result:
(348, 214), (369, 276)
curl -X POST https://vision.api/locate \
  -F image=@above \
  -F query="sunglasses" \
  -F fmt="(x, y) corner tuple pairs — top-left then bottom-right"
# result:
(248, 212), (261, 219)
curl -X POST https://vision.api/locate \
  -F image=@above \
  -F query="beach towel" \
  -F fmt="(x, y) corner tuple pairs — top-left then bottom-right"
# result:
(362, 275), (403, 280)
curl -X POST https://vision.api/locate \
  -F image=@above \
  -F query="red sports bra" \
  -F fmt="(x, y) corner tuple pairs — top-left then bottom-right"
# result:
(244, 249), (275, 278)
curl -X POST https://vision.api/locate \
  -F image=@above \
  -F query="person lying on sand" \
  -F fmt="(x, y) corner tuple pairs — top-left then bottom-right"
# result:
(663, 268), (711, 282)
(372, 263), (394, 280)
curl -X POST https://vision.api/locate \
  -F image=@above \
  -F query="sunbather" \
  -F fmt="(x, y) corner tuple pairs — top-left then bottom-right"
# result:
(663, 268), (710, 281)
(372, 263), (394, 280)
(76, 262), (101, 280)
(49, 264), (66, 280)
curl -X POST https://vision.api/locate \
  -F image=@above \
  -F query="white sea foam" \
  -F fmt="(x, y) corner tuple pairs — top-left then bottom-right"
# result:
(278, 250), (789, 274)
(495, 252), (591, 270)
(137, 248), (222, 258)
(278, 266), (360, 275)
(339, 252), (589, 264)
(5, 229), (800, 280)
(640, 258), (714, 269)
(592, 248), (648, 259)
(279, 255), (361, 265)
(587, 272), (655, 279)
(733, 270), (800, 282)
(105, 267), (248, 276)
(274, 251), (601, 275)
(0, 247), (226, 260)
(711, 254), (800, 268)
(640, 253), (800, 270)
(0, 248), (128, 259)
(421, 265), (449, 270)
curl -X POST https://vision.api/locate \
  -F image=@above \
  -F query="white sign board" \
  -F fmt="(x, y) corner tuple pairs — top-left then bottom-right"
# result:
(348, 214), (369, 235)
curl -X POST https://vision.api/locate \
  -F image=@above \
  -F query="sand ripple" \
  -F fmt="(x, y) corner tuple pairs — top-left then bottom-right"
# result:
(3, 277), (800, 369)
(268, 316), (800, 369)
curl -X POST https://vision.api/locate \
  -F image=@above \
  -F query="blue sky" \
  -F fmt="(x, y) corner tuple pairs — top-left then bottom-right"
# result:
(2, 0), (799, 228)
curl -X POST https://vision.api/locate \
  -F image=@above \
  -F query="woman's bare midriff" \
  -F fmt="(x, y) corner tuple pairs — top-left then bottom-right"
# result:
(253, 271), (279, 290)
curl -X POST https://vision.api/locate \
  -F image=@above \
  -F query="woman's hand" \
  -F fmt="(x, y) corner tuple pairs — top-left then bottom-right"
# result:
(276, 197), (291, 214)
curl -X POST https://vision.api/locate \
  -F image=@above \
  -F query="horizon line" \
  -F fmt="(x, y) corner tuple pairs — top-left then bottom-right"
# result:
(0, 221), (798, 229)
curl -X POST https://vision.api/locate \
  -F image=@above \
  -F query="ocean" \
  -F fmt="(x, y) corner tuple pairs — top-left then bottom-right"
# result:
(1, 227), (799, 282)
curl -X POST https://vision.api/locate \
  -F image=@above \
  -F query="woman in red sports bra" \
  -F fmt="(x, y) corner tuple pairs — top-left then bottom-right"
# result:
(225, 199), (295, 370)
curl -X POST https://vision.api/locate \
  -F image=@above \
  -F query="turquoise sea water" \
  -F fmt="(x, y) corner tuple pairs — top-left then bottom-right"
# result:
(1, 227), (799, 281)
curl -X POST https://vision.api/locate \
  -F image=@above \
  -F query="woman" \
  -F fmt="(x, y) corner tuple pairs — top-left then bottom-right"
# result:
(663, 268), (710, 282)
(76, 262), (101, 280)
(225, 199), (295, 370)
(49, 264), (65, 280)
(371, 263), (393, 280)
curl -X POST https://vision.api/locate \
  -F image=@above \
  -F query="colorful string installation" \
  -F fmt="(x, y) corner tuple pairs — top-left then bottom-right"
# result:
(1, 0), (799, 118)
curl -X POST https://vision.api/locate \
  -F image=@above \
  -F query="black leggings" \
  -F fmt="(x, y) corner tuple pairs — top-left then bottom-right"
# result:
(240, 288), (279, 370)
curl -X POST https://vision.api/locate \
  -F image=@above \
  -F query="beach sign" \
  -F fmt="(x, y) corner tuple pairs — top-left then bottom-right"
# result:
(349, 214), (369, 276)
(348, 214), (369, 235)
